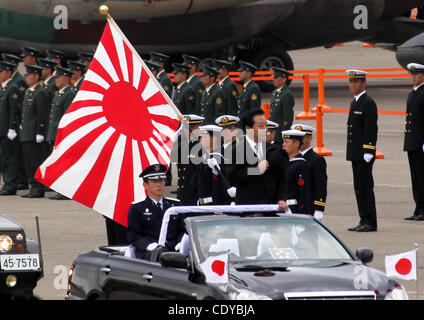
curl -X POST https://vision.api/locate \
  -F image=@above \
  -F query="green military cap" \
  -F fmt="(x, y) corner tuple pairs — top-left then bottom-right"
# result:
(238, 60), (258, 73)
(145, 60), (161, 72)
(68, 60), (86, 72)
(39, 58), (58, 69)
(272, 67), (293, 78)
(149, 52), (170, 63)
(55, 66), (73, 77)
(215, 59), (233, 70)
(0, 61), (16, 72)
(78, 51), (94, 63)
(46, 49), (66, 60)
(182, 54), (201, 66)
(346, 69), (368, 80)
(21, 46), (41, 58)
(2, 54), (22, 66)
(24, 64), (43, 76)
(172, 63), (190, 75)
(201, 64), (219, 77)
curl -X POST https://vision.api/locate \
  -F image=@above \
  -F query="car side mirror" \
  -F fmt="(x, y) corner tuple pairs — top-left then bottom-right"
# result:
(160, 252), (188, 269)
(356, 248), (373, 264)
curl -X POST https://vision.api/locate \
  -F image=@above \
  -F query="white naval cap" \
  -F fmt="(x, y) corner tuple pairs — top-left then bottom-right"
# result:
(281, 129), (306, 140)
(346, 69), (368, 79)
(290, 124), (316, 135)
(407, 63), (424, 73)
(266, 120), (279, 129)
(183, 114), (205, 125)
(199, 124), (223, 134)
(215, 115), (240, 126)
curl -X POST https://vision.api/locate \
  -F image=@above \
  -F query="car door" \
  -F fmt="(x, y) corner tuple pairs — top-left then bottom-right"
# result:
(99, 255), (195, 300)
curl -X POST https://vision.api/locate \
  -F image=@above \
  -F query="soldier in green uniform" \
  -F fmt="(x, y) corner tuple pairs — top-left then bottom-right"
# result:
(216, 59), (239, 116)
(46, 67), (76, 200)
(149, 52), (173, 99)
(269, 67), (295, 145)
(78, 52), (94, 68)
(20, 65), (48, 198)
(0, 61), (21, 195)
(21, 47), (40, 66)
(237, 61), (262, 118)
(68, 60), (86, 92)
(171, 63), (196, 115)
(39, 58), (58, 107)
(199, 64), (225, 124)
(182, 54), (205, 115)
(46, 49), (65, 67)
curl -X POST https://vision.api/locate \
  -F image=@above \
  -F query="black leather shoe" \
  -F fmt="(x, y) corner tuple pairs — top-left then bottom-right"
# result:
(17, 184), (29, 190)
(0, 189), (16, 195)
(405, 215), (418, 221)
(348, 224), (362, 231)
(414, 215), (424, 221)
(21, 193), (44, 198)
(357, 224), (377, 232)
(48, 194), (70, 200)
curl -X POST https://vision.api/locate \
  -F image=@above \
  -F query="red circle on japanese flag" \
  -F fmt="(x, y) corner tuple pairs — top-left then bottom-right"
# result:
(395, 258), (412, 275)
(211, 260), (225, 276)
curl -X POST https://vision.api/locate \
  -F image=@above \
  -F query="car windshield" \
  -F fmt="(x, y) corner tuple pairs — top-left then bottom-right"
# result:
(194, 217), (352, 265)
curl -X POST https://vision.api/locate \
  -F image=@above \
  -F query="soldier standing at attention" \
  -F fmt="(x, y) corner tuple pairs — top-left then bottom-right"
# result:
(216, 59), (239, 116)
(46, 49), (65, 67)
(149, 52), (173, 99)
(21, 47), (40, 66)
(199, 64), (225, 124)
(68, 60), (86, 92)
(39, 58), (58, 108)
(78, 52), (94, 68)
(20, 65), (48, 198)
(269, 67), (295, 145)
(0, 61), (21, 195)
(345, 70), (378, 232)
(182, 54), (205, 115)
(171, 63), (196, 115)
(403, 63), (424, 221)
(237, 61), (262, 118)
(46, 67), (76, 200)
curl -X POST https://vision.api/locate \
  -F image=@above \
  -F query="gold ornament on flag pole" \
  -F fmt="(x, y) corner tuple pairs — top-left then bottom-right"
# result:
(99, 5), (110, 17)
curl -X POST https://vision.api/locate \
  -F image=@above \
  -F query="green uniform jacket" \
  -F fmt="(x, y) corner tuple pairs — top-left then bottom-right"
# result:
(237, 80), (262, 117)
(269, 86), (295, 143)
(200, 82), (225, 125)
(73, 76), (85, 92)
(172, 81), (196, 115)
(42, 75), (57, 112)
(188, 74), (205, 115)
(157, 70), (173, 99)
(12, 71), (28, 99)
(0, 80), (21, 137)
(20, 83), (48, 142)
(218, 76), (239, 116)
(46, 85), (76, 142)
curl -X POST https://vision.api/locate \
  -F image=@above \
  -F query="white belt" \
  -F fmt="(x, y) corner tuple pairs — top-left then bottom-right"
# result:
(199, 197), (213, 205)
(286, 199), (298, 206)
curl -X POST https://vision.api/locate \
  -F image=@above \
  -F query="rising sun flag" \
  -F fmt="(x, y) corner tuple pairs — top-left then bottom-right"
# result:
(35, 10), (182, 227)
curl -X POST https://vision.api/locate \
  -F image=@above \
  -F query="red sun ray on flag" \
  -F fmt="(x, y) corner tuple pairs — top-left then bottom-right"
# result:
(35, 16), (182, 227)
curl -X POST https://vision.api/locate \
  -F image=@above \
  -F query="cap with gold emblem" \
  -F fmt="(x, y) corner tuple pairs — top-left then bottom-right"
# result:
(21, 47), (41, 58)
(2, 54), (22, 67)
(215, 59), (233, 70)
(139, 164), (168, 180)
(46, 49), (66, 60)
(24, 65), (43, 76)
(172, 63), (190, 75)
(68, 60), (87, 72)
(78, 52), (94, 63)
(215, 115), (240, 127)
(39, 58), (58, 70)
(0, 61), (16, 72)
(282, 129), (306, 140)
(238, 61), (258, 73)
(272, 67), (293, 78)
(291, 124), (316, 135)
(182, 54), (201, 66)
(407, 63), (424, 74)
(201, 64), (219, 77)
(145, 60), (161, 72)
(149, 52), (170, 63)
(55, 66), (74, 78)
(183, 114), (205, 125)
(267, 120), (279, 130)
(346, 69), (368, 80)
(199, 125), (223, 135)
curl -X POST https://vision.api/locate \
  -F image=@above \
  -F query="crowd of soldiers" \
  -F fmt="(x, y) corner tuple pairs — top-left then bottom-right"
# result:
(0, 46), (93, 199)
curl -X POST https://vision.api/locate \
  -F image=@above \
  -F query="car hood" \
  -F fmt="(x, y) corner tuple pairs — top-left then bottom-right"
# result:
(230, 260), (393, 299)
(0, 214), (23, 232)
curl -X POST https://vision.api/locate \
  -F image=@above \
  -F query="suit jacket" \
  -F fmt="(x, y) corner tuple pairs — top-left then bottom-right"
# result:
(346, 92), (378, 161)
(302, 148), (327, 212)
(20, 83), (48, 142)
(127, 197), (185, 260)
(227, 136), (287, 204)
(404, 85), (424, 151)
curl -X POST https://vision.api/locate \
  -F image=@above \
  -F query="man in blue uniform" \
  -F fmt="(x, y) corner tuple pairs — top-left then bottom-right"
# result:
(127, 164), (185, 260)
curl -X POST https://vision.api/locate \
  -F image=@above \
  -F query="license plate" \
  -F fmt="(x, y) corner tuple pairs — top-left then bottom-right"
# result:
(0, 254), (40, 271)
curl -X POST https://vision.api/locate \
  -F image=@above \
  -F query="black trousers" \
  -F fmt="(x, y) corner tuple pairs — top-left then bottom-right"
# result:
(105, 217), (129, 246)
(407, 151), (424, 215)
(0, 137), (19, 192)
(21, 142), (45, 195)
(351, 160), (377, 228)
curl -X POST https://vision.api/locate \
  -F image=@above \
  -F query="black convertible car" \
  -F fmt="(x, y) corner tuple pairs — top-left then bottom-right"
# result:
(0, 214), (43, 299)
(66, 205), (408, 300)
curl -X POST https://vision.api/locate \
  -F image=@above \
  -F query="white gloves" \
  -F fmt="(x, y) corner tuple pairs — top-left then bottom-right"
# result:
(314, 210), (324, 220)
(178, 233), (191, 257)
(258, 160), (269, 174)
(146, 242), (158, 251)
(7, 129), (17, 140)
(207, 157), (220, 176)
(36, 134), (44, 143)
(227, 187), (236, 198)
(422, 144), (424, 152)
(363, 153), (373, 163)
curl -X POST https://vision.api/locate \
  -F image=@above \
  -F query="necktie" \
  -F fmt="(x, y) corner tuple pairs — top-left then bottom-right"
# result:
(156, 202), (162, 212)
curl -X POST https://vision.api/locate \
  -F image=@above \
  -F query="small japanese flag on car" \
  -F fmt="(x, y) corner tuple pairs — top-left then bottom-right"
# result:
(385, 250), (417, 280)
(200, 253), (229, 284)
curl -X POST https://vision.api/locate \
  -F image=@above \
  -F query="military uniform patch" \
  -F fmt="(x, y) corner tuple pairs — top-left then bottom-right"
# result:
(251, 94), (257, 101)
(12, 93), (18, 99)
(216, 97), (222, 104)
(164, 85), (169, 91)
(232, 90), (237, 96)
(188, 96), (194, 100)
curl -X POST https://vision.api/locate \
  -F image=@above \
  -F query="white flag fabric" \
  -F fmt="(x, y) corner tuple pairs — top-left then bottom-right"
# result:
(385, 250), (417, 280)
(199, 253), (229, 284)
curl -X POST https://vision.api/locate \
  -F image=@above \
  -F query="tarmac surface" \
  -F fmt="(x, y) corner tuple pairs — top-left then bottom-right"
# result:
(1, 41), (424, 300)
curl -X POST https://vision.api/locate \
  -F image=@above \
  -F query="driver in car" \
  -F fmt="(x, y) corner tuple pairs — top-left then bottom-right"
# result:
(127, 164), (186, 260)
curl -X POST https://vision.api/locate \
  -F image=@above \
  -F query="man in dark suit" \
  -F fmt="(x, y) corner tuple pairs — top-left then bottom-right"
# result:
(292, 124), (327, 219)
(227, 108), (288, 210)
(127, 164), (185, 260)
(345, 70), (378, 232)
(404, 63), (424, 221)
